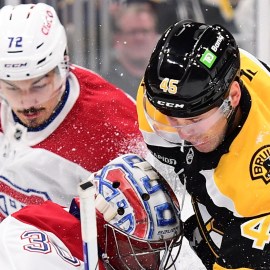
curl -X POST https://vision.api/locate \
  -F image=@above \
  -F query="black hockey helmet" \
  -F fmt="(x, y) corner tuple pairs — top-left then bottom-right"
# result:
(144, 20), (240, 118)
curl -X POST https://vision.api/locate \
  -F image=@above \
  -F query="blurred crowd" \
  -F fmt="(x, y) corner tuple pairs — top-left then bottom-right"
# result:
(100, 0), (256, 99)
(4, 0), (257, 100)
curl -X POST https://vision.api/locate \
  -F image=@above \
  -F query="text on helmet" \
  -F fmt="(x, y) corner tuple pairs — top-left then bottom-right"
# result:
(157, 100), (184, 109)
(160, 78), (179, 94)
(4, 63), (28, 68)
(41, 10), (54, 35)
(211, 34), (224, 52)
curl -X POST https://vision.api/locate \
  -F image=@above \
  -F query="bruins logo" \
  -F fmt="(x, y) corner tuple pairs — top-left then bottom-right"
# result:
(250, 145), (270, 184)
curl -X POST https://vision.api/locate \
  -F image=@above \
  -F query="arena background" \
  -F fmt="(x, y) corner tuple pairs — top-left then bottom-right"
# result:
(2, 0), (270, 73)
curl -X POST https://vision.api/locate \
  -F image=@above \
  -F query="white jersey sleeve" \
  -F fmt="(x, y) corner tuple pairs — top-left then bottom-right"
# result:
(0, 216), (84, 270)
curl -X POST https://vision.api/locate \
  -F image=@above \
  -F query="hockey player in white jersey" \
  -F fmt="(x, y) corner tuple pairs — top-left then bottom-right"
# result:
(0, 3), (145, 221)
(0, 154), (182, 270)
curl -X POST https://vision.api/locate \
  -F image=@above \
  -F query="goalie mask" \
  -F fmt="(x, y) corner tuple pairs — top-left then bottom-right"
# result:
(0, 3), (69, 108)
(71, 154), (182, 269)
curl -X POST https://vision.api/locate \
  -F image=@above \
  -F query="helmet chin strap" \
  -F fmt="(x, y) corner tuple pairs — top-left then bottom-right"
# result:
(225, 103), (239, 136)
(222, 97), (234, 119)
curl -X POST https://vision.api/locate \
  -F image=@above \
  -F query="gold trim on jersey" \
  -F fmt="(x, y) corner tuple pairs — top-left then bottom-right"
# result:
(192, 198), (221, 258)
(213, 262), (254, 270)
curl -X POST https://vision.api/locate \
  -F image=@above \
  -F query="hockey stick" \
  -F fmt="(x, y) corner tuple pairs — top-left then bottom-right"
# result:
(78, 176), (99, 270)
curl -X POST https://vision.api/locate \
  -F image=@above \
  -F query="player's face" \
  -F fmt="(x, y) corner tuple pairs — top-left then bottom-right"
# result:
(0, 69), (65, 128)
(144, 94), (232, 152)
(167, 108), (228, 152)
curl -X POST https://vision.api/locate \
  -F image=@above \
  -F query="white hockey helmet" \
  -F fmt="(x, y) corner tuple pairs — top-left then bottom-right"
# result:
(0, 3), (69, 81)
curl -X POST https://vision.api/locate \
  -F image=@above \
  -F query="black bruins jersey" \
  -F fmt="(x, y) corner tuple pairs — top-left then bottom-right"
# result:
(137, 49), (270, 270)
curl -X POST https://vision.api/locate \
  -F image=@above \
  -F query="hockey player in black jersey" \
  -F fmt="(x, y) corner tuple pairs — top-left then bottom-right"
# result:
(137, 20), (270, 270)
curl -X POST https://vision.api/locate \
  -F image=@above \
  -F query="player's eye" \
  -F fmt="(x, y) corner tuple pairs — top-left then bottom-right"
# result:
(6, 86), (19, 91)
(31, 83), (47, 91)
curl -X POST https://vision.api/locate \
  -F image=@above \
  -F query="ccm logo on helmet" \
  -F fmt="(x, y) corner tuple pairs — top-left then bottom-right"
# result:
(41, 10), (54, 35)
(211, 34), (224, 52)
(4, 63), (28, 68)
(157, 100), (184, 109)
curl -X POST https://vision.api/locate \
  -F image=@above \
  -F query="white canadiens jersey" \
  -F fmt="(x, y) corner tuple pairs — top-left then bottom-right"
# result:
(0, 201), (106, 270)
(0, 132), (90, 220)
(0, 65), (145, 221)
(0, 216), (84, 270)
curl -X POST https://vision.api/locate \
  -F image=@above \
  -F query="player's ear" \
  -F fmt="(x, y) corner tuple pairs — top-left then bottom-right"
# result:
(228, 81), (241, 108)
